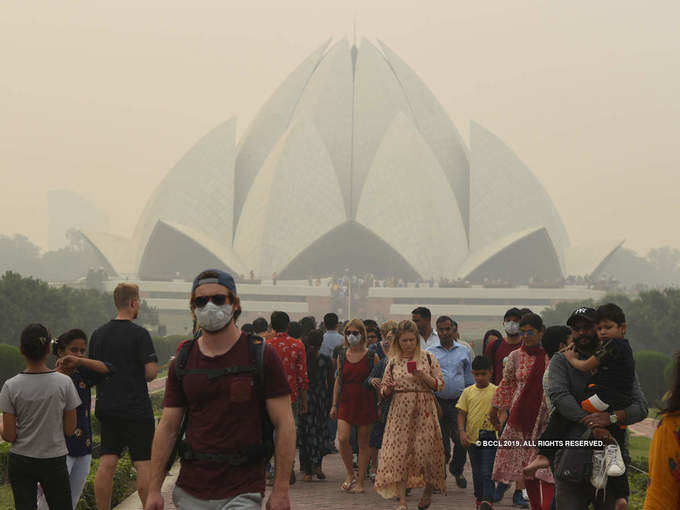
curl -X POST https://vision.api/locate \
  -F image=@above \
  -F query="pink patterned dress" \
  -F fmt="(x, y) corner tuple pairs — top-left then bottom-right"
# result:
(375, 353), (446, 498)
(491, 348), (554, 483)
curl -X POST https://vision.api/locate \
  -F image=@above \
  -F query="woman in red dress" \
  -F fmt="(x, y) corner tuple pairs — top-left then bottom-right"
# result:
(330, 318), (379, 493)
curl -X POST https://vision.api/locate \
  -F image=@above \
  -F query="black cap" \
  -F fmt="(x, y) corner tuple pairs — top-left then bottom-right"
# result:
(566, 307), (597, 327)
(503, 307), (523, 321)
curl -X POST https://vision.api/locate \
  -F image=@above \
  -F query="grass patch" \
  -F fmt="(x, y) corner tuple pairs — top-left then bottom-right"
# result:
(628, 435), (651, 461)
(0, 483), (14, 509)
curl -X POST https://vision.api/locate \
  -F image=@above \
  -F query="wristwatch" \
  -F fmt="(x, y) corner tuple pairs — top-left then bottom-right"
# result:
(609, 413), (618, 424)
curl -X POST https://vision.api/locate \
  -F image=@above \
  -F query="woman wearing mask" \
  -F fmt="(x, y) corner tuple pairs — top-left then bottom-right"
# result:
(489, 314), (554, 510)
(299, 329), (334, 481)
(330, 319), (379, 493)
(375, 320), (446, 510)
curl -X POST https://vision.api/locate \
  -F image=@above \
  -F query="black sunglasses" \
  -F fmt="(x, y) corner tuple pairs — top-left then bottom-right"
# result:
(194, 294), (229, 308)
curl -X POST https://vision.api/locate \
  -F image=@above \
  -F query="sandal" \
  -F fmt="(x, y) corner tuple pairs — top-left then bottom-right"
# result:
(397, 505), (408, 510)
(314, 467), (326, 480)
(303, 474), (313, 482)
(349, 486), (365, 494)
(417, 495), (432, 510)
(340, 478), (357, 491)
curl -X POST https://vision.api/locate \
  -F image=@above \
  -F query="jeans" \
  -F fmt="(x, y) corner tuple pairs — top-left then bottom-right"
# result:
(554, 444), (630, 509)
(37, 454), (92, 510)
(173, 487), (262, 510)
(437, 396), (466, 476)
(9, 453), (72, 510)
(467, 431), (497, 502)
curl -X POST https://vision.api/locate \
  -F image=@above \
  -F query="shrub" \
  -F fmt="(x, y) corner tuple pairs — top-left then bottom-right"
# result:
(152, 335), (187, 366)
(0, 344), (24, 388)
(635, 350), (673, 407)
(76, 454), (137, 510)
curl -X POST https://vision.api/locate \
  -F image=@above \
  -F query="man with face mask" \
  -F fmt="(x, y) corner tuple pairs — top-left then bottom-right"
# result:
(547, 307), (648, 510)
(146, 270), (295, 510)
(484, 308), (524, 386)
(90, 282), (158, 510)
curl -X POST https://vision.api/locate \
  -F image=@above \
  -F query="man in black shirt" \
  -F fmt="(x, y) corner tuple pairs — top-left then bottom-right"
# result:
(90, 282), (158, 510)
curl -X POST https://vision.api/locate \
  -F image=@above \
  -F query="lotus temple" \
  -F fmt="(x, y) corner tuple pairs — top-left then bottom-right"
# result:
(81, 38), (621, 332)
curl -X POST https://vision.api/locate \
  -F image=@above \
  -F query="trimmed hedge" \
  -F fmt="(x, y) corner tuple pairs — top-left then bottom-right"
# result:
(76, 454), (137, 510)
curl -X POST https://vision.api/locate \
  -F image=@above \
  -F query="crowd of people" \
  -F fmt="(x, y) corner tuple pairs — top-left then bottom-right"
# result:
(0, 269), (679, 510)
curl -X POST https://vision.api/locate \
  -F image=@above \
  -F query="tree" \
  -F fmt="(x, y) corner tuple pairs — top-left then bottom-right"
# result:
(0, 271), (158, 346)
(646, 246), (680, 276)
(542, 288), (680, 355)
(0, 344), (24, 388)
(634, 351), (673, 408)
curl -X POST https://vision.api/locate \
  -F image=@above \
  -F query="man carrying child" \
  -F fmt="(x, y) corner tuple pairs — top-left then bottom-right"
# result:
(545, 305), (648, 510)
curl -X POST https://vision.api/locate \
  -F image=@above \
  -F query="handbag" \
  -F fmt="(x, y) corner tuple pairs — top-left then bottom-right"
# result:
(553, 429), (594, 483)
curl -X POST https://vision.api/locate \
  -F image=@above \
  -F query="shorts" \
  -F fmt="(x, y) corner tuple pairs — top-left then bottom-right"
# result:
(100, 417), (155, 461)
(173, 486), (262, 510)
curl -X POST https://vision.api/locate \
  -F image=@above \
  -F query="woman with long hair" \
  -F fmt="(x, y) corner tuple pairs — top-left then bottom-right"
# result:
(481, 329), (503, 356)
(644, 351), (680, 509)
(330, 319), (379, 493)
(489, 313), (554, 510)
(375, 320), (446, 510)
(298, 329), (334, 481)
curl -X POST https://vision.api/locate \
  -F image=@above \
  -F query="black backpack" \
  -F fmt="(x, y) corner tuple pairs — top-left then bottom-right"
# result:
(166, 332), (273, 471)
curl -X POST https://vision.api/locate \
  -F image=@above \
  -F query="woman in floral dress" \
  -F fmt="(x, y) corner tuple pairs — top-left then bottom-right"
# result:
(489, 313), (554, 510)
(375, 320), (446, 510)
(298, 329), (333, 481)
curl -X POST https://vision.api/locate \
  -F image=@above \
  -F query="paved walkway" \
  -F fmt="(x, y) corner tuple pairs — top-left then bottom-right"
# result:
(628, 417), (658, 438)
(117, 452), (525, 510)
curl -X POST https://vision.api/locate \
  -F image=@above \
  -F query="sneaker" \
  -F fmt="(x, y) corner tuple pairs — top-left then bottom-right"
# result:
(455, 475), (467, 488)
(591, 449), (607, 490)
(493, 482), (510, 503)
(512, 490), (530, 508)
(605, 443), (625, 477)
(479, 502), (494, 510)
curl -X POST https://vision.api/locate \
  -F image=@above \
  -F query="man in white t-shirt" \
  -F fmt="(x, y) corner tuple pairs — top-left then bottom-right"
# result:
(412, 306), (440, 349)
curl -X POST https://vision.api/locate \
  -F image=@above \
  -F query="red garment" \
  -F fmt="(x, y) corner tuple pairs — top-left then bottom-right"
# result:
(266, 333), (309, 403)
(163, 333), (291, 500)
(484, 338), (522, 385)
(525, 478), (554, 510)
(508, 344), (547, 437)
(337, 352), (377, 426)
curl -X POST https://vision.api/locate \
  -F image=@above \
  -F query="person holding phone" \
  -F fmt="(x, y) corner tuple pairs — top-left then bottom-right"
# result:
(375, 320), (446, 510)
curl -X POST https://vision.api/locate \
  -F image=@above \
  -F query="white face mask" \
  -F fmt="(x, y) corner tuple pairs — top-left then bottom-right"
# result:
(347, 334), (361, 346)
(195, 302), (233, 332)
(504, 321), (520, 336)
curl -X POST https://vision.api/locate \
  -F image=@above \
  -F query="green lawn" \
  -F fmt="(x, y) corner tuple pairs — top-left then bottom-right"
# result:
(628, 435), (651, 461)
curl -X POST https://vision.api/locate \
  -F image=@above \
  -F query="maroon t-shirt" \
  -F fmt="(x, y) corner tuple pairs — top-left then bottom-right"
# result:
(484, 338), (523, 385)
(163, 333), (291, 500)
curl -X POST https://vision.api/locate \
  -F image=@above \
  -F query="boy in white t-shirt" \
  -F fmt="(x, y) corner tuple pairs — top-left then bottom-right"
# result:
(457, 356), (498, 510)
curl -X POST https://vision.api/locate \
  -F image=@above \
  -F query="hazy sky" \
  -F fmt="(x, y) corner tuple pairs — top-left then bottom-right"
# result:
(1, 1), (679, 254)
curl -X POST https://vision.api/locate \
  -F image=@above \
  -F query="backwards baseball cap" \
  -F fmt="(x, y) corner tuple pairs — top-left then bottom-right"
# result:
(566, 307), (597, 327)
(503, 307), (523, 321)
(192, 269), (237, 295)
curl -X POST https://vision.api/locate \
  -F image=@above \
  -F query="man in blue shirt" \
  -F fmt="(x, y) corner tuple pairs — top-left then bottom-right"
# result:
(320, 312), (343, 453)
(428, 315), (473, 489)
(320, 313), (343, 358)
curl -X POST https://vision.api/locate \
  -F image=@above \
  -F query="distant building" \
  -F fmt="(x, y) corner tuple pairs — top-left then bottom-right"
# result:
(48, 190), (109, 251)
(82, 38), (621, 283)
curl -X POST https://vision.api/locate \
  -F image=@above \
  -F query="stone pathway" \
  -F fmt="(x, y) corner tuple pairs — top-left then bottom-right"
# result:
(117, 452), (524, 510)
(628, 417), (658, 439)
